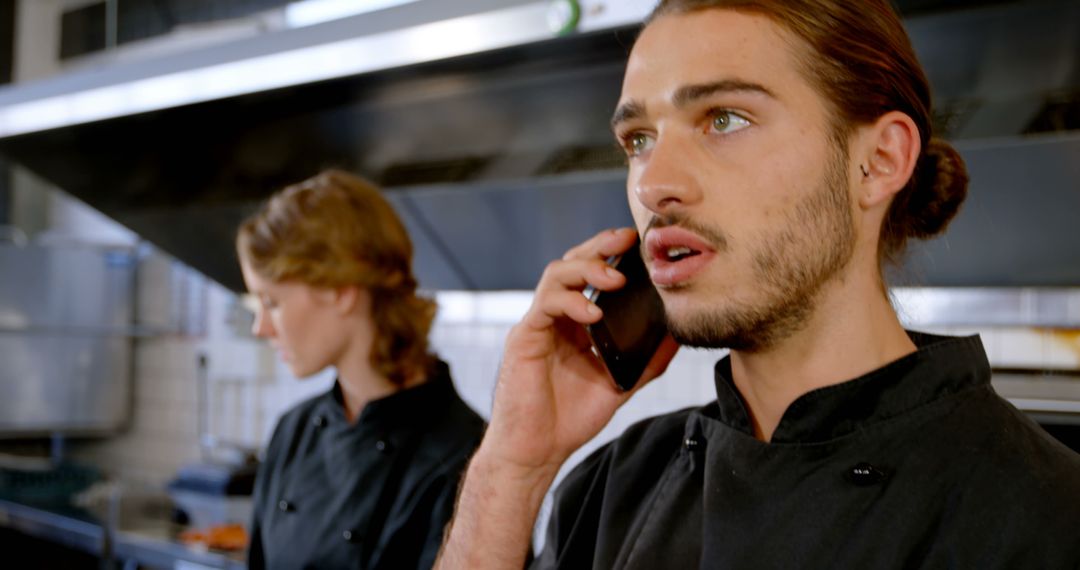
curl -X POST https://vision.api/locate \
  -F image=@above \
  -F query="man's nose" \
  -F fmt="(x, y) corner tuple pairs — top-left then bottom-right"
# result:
(632, 136), (703, 215)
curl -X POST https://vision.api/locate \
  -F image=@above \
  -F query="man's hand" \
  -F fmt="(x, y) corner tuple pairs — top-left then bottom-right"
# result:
(484, 227), (679, 474)
(436, 228), (679, 570)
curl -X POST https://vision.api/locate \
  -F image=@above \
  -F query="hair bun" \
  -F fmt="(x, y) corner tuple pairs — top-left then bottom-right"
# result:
(905, 138), (969, 239)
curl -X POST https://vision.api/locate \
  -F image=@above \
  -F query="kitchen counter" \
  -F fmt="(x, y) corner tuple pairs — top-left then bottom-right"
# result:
(0, 498), (245, 569)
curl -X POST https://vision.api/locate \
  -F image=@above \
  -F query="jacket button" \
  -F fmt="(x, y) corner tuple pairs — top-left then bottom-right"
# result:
(278, 500), (295, 512)
(342, 529), (362, 543)
(311, 415), (326, 428)
(848, 462), (886, 486)
(375, 440), (392, 453)
(683, 436), (703, 451)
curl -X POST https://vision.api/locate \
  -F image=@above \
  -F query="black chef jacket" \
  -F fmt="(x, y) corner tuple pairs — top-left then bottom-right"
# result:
(248, 360), (485, 570)
(536, 332), (1080, 569)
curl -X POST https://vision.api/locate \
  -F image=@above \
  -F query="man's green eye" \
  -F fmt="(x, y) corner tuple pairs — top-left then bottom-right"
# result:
(710, 111), (750, 134)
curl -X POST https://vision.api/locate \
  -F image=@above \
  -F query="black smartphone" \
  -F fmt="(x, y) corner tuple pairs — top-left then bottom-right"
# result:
(583, 241), (669, 392)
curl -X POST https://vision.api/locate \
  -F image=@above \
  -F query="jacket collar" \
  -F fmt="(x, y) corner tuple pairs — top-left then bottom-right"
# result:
(317, 359), (456, 431)
(710, 332), (991, 443)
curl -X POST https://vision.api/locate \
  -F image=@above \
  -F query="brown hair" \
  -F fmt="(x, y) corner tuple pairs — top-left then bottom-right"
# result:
(649, 0), (968, 268)
(236, 169), (436, 385)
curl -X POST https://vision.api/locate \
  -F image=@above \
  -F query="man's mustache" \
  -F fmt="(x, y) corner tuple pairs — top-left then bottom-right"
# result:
(644, 214), (730, 253)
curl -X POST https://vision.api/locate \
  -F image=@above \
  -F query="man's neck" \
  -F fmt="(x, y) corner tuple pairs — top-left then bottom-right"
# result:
(728, 272), (916, 442)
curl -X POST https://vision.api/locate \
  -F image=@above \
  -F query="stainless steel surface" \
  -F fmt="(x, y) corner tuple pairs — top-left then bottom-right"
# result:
(0, 0), (1076, 292)
(993, 374), (1080, 423)
(0, 0), (610, 137)
(0, 244), (133, 330)
(0, 498), (103, 556)
(0, 498), (245, 569)
(0, 243), (134, 436)
(894, 287), (1080, 329)
(1006, 398), (1080, 415)
(898, 134), (1080, 287)
(114, 529), (246, 570)
(388, 171), (635, 290)
(906, 1), (1079, 140)
(0, 225), (28, 246)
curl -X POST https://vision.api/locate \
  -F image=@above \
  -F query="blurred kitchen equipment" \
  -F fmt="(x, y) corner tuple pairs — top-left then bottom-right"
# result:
(168, 354), (257, 528)
(0, 225), (28, 247)
(0, 460), (101, 506)
(0, 241), (135, 436)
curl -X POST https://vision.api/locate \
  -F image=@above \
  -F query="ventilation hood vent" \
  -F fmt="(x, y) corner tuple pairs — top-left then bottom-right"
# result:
(0, 0), (1076, 291)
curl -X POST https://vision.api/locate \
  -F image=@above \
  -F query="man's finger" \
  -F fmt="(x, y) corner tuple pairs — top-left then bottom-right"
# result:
(521, 289), (605, 331)
(562, 227), (638, 262)
(535, 257), (626, 297)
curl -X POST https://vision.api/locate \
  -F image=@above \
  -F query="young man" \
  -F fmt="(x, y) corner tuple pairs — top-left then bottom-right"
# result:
(437, 1), (1080, 567)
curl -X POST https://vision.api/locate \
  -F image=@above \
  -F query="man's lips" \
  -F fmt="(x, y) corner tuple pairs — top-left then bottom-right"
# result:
(644, 226), (717, 287)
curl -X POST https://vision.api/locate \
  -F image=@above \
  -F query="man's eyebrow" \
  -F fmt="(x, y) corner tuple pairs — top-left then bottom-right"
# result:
(611, 79), (776, 131)
(673, 79), (775, 107)
(611, 100), (647, 131)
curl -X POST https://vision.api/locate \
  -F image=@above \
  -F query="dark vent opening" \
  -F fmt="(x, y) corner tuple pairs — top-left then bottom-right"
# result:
(60, 0), (295, 60)
(932, 99), (981, 139)
(0, 0), (11, 224)
(536, 145), (626, 176)
(60, 2), (106, 60)
(0, 0), (14, 84)
(377, 156), (491, 188)
(894, 0), (1016, 16)
(1024, 92), (1080, 135)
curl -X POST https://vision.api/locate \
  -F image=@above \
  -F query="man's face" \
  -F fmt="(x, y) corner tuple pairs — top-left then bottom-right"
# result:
(614, 9), (857, 352)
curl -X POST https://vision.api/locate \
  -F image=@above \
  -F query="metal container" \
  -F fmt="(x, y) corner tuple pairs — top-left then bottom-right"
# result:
(0, 243), (134, 436)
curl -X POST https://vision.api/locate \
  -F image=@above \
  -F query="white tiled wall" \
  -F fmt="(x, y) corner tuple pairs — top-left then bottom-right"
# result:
(71, 253), (332, 486)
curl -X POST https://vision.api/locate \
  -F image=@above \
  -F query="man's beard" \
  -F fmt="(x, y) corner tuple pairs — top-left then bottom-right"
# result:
(665, 146), (857, 353)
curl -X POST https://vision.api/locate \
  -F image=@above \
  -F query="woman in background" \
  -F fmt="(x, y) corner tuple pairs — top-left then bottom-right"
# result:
(237, 169), (485, 569)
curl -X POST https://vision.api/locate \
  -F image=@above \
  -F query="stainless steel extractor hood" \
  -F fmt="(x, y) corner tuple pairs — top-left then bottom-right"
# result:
(0, 0), (1077, 291)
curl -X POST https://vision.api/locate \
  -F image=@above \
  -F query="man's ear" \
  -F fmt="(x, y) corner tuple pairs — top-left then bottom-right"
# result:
(856, 110), (921, 209)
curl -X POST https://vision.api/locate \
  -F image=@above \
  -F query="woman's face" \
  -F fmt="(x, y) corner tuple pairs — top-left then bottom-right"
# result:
(240, 260), (351, 378)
